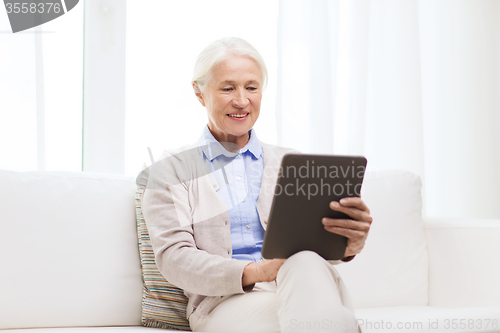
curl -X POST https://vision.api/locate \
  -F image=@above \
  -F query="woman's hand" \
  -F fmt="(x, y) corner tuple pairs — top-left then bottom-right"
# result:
(242, 259), (286, 287)
(322, 197), (372, 258)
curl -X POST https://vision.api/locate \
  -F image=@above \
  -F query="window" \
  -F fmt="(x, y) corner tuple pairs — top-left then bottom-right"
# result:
(0, 2), (83, 172)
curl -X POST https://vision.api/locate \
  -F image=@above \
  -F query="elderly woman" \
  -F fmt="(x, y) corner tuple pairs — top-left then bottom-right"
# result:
(142, 37), (372, 333)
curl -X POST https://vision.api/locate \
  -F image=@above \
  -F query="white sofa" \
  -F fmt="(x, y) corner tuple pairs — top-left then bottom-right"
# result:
(1, 168), (499, 333)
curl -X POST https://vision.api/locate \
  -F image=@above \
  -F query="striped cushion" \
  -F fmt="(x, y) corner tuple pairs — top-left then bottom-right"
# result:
(135, 167), (191, 331)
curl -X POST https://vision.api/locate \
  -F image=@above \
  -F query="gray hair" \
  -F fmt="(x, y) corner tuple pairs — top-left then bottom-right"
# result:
(192, 37), (268, 91)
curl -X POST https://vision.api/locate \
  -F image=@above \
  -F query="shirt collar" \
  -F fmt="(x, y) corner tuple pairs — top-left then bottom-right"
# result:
(198, 125), (263, 161)
(241, 127), (263, 160)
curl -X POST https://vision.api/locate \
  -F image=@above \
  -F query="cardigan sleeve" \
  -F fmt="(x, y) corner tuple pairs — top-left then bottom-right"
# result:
(142, 156), (254, 297)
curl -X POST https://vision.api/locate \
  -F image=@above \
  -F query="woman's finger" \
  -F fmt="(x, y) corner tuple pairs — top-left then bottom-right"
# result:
(324, 226), (366, 240)
(322, 218), (371, 232)
(328, 201), (372, 223)
(337, 197), (370, 213)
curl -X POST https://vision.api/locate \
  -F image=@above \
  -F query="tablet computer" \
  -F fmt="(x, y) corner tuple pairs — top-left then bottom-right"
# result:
(261, 154), (367, 260)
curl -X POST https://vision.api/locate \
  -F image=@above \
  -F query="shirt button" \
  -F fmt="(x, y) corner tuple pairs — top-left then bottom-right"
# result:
(245, 224), (250, 229)
(241, 198), (245, 203)
(227, 251), (230, 255)
(224, 220), (228, 225)
(237, 176), (241, 181)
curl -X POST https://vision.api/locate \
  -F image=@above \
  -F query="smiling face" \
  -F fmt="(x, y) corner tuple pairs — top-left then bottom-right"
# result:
(193, 55), (263, 149)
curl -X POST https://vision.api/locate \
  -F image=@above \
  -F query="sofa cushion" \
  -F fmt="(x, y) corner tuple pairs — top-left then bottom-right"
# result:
(0, 170), (143, 329)
(135, 167), (190, 331)
(336, 170), (428, 309)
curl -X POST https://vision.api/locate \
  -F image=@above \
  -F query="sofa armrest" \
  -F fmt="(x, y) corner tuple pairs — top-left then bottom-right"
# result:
(424, 217), (500, 307)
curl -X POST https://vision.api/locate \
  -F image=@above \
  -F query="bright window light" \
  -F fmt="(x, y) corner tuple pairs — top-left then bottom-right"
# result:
(125, 0), (279, 176)
(0, 3), (83, 172)
(0, 10), (38, 171)
(42, 4), (83, 172)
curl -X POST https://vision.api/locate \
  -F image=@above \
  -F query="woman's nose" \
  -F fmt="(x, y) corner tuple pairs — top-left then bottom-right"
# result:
(232, 88), (249, 108)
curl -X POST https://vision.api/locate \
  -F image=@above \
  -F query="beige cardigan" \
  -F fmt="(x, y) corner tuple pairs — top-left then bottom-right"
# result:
(142, 142), (345, 319)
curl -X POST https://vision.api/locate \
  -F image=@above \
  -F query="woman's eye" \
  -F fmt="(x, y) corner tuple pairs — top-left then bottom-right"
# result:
(222, 87), (233, 92)
(247, 87), (257, 91)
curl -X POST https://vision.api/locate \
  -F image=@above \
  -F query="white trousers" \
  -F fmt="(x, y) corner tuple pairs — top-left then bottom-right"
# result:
(189, 251), (360, 333)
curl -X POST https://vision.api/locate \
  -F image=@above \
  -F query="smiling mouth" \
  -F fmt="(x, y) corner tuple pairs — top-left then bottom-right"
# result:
(227, 113), (249, 118)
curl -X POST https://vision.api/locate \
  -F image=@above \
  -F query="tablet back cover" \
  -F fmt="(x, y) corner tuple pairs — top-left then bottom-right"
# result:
(261, 154), (367, 260)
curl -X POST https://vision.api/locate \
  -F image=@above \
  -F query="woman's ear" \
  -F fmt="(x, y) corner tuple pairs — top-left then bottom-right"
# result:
(192, 82), (205, 107)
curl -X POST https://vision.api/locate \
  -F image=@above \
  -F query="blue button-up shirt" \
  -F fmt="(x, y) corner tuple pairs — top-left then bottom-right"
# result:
(198, 125), (265, 263)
